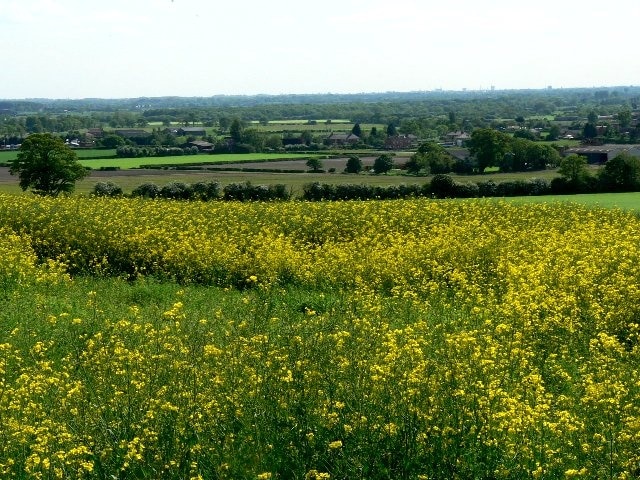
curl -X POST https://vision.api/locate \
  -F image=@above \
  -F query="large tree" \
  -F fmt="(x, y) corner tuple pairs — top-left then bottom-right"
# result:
(406, 141), (454, 175)
(9, 133), (88, 196)
(306, 157), (324, 172)
(373, 154), (394, 174)
(345, 155), (363, 174)
(558, 154), (591, 187)
(469, 128), (510, 173)
(599, 151), (640, 191)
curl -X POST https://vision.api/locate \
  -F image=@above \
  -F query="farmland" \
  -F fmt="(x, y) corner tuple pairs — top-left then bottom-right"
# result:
(0, 150), (325, 170)
(1, 195), (640, 478)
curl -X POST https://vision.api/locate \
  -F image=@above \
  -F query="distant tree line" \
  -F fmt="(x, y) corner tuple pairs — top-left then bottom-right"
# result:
(116, 145), (200, 158)
(3, 87), (640, 147)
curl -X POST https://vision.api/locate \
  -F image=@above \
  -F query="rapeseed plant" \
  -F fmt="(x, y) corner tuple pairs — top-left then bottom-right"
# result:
(0, 195), (639, 477)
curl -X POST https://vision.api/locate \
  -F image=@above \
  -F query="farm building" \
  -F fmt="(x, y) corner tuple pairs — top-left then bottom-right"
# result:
(114, 129), (150, 139)
(443, 131), (472, 146)
(189, 140), (215, 152)
(325, 133), (359, 146)
(385, 134), (418, 150)
(178, 127), (206, 136)
(563, 144), (640, 164)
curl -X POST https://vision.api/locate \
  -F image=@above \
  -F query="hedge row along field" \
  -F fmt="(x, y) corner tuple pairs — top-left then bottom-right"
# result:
(1, 195), (640, 478)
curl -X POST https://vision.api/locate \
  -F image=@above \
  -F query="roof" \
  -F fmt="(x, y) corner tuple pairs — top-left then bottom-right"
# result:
(189, 140), (214, 148)
(327, 133), (359, 141)
(114, 129), (149, 137)
(565, 145), (629, 154)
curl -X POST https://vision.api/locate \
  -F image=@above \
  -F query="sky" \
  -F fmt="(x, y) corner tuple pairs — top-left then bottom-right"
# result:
(1, 0), (639, 99)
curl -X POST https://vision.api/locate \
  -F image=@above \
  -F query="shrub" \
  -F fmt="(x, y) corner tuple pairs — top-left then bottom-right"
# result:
(429, 174), (456, 198)
(528, 178), (551, 196)
(131, 183), (160, 199)
(223, 182), (290, 201)
(191, 181), (221, 201)
(92, 181), (123, 197)
(454, 182), (480, 198)
(160, 182), (193, 200)
(302, 182), (337, 201)
(373, 154), (394, 174)
(477, 180), (498, 197)
(345, 155), (363, 174)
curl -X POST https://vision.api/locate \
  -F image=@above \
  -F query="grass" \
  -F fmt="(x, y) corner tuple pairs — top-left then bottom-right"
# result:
(0, 148), (118, 163)
(250, 119), (352, 125)
(78, 152), (324, 170)
(502, 191), (640, 210)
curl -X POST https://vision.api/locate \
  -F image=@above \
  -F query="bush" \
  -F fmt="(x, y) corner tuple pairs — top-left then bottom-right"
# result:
(160, 182), (193, 200)
(223, 182), (290, 201)
(302, 182), (337, 201)
(131, 183), (160, 199)
(345, 155), (363, 174)
(528, 178), (551, 196)
(373, 154), (394, 174)
(429, 174), (456, 198)
(477, 180), (498, 197)
(92, 181), (123, 197)
(454, 182), (480, 198)
(191, 181), (221, 201)
(496, 180), (533, 197)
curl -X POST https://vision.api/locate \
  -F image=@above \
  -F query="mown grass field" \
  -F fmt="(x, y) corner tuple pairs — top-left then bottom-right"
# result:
(1, 195), (639, 478)
(0, 149), (118, 163)
(502, 191), (640, 210)
(77, 152), (325, 170)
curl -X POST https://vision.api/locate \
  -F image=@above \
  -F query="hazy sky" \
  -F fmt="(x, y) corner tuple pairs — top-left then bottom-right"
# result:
(2, 0), (639, 99)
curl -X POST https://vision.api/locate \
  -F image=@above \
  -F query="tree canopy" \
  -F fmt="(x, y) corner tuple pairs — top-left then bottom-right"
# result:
(599, 151), (640, 191)
(9, 133), (88, 196)
(469, 128), (510, 173)
(345, 155), (363, 174)
(373, 154), (394, 174)
(558, 154), (591, 187)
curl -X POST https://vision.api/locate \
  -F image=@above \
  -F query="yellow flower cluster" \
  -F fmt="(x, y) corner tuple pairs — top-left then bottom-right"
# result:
(0, 194), (639, 477)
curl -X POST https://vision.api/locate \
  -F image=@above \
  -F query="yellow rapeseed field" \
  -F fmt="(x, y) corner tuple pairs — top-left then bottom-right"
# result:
(0, 194), (639, 478)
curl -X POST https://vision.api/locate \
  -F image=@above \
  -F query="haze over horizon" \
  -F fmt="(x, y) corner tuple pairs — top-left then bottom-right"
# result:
(2, 0), (639, 100)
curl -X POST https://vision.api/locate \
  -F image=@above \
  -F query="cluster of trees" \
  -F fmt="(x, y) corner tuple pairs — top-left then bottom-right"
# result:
(467, 129), (562, 173)
(402, 135), (561, 176)
(405, 142), (457, 175)
(123, 181), (290, 201)
(3, 87), (639, 149)
(553, 152), (640, 193)
(116, 145), (200, 158)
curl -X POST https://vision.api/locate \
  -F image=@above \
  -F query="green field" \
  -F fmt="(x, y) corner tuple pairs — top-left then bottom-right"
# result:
(1, 150), (327, 170)
(77, 152), (324, 170)
(0, 148), (118, 163)
(250, 119), (352, 125)
(503, 191), (640, 210)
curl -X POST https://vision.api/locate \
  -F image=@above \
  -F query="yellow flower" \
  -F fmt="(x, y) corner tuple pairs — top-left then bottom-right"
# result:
(328, 440), (343, 450)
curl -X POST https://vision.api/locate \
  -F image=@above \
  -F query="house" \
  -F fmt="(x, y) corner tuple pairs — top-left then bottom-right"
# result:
(563, 144), (640, 164)
(325, 133), (359, 146)
(114, 129), (150, 138)
(385, 134), (418, 150)
(178, 127), (206, 137)
(87, 128), (104, 138)
(189, 140), (215, 152)
(443, 131), (471, 147)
